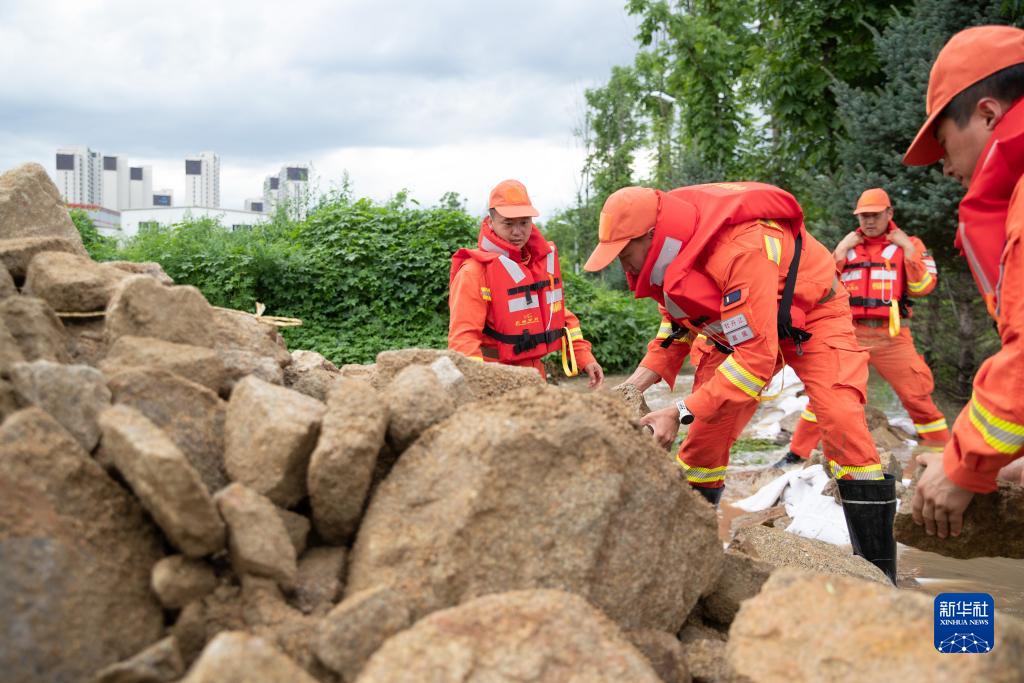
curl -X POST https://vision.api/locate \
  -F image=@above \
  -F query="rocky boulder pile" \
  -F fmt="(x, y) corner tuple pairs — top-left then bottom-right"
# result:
(2, 161), (1023, 683)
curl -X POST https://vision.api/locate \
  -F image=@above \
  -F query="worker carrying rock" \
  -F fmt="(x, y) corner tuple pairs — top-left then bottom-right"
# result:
(902, 25), (1024, 540)
(776, 187), (948, 468)
(584, 181), (897, 582)
(448, 179), (604, 388)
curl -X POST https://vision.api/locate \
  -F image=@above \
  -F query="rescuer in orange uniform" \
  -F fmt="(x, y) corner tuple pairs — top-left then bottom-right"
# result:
(903, 26), (1024, 539)
(777, 188), (948, 467)
(587, 182), (896, 582)
(449, 179), (604, 388)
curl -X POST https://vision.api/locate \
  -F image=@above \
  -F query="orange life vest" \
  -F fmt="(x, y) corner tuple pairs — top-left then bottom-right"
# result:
(841, 224), (909, 320)
(450, 220), (566, 363)
(957, 98), (1024, 320)
(629, 182), (811, 345)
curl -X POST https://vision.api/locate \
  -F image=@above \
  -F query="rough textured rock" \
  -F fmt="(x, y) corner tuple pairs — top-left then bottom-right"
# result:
(610, 382), (651, 419)
(214, 483), (298, 590)
(429, 355), (474, 404)
(104, 260), (174, 285)
(0, 295), (70, 362)
(729, 505), (788, 536)
(170, 585), (246, 666)
(700, 550), (773, 627)
(308, 378), (387, 543)
(871, 426), (908, 452)
(106, 276), (217, 347)
(316, 585), (412, 680)
(384, 364), (456, 451)
(0, 377), (19, 422)
(277, 507), (311, 557)
(346, 385), (723, 633)
(0, 320), (25, 370)
(285, 349), (341, 401)
(0, 235), (86, 280)
(24, 250), (127, 312)
(0, 260), (15, 298)
(730, 525), (890, 584)
(626, 630), (691, 683)
(728, 568), (1024, 683)
(224, 376), (325, 507)
(896, 466), (1024, 559)
(90, 636), (184, 683)
(99, 405), (226, 557)
(355, 590), (662, 683)
(212, 306), (292, 367)
(373, 348), (543, 400)
(0, 408), (164, 682)
(66, 316), (109, 366)
(179, 631), (319, 683)
(101, 335), (228, 395)
(9, 359), (111, 451)
(237, 577), (329, 678)
(0, 163), (87, 252)
(682, 638), (742, 683)
(151, 556), (219, 609)
(107, 368), (228, 493)
(292, 546), (347, 616)
(217, 348), (285, 394)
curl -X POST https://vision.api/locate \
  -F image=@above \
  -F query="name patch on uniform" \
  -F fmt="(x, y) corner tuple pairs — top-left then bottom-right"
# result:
(723, 290), (742, 306)
(721, 312), (754, 346)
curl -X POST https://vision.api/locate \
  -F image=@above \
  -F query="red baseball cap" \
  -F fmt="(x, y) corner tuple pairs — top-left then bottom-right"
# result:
(488, 179), (539, 218)
(583, 187), (659, 272)
(904, 25), (1024, 166)
(853, 188), (891, 214)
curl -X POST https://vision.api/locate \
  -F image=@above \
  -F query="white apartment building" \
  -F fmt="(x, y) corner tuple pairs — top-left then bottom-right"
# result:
(55, 146), (103, 205)
(184, 151), (220, 208)
(273, 163), (311, 220)
(128, 165), (153, 209)
(101, 154), (130, 210)
(244, 198), (266, 213)
(152, 188), (174, 207)
(119, 207), (268, 237)
(262, 174), (280, 213)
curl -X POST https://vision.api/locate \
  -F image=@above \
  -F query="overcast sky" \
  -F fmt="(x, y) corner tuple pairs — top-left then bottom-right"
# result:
(0, 1), (639, 217)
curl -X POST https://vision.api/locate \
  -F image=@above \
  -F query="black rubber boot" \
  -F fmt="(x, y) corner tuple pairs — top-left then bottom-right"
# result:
(692, 485), (724, 507)
(836, 474), (898, 584)
(771, 451), (805, 469)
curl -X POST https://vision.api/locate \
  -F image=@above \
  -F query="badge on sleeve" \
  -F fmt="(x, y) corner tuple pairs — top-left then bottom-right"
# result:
(722, 312), (754, 346)
(723, 289), (742, 307)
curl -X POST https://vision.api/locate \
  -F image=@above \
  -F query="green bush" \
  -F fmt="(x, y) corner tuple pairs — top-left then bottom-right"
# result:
(108, 194), (659, 371)
(69, 208), (118, 261)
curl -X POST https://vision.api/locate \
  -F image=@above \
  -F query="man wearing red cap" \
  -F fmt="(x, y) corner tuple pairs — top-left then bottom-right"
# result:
(778, 188), (948, 468)
(449, 179), (604, 387)
(585, 182), (896, 582)
(903, 25), (1024, 539)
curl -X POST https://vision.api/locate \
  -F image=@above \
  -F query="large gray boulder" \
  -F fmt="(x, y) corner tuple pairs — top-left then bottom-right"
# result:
(107, 367), (228, 493)
(0, 408), (164, 682)
(100, 336), (227, 395)
(99, 405), (226, 557)
(728, 567), (1024, 682)
(355, 590), (663, 683)
(8, 359), (111, 452)
(308, 378), (388, 544)
(24, 250), (127, 312)
(384, 364), (456, 452)
(372, 348), (543, 400)
(224, 376), (325, 508)
(0, 162), (86, 252)
(346, 385), (723, 633)
(0, 295), (70, 363)
(106, 276), (217, 348)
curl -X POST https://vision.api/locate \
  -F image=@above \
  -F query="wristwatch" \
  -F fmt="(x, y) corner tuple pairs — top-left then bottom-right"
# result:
(675, 398), (694, 425)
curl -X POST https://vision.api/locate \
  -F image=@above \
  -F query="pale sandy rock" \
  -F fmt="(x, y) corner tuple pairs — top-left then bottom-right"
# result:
(384, 364), (455, 452)
(179, 631), (318, 683)
(9, 359), (111, 451)
(316, 585), (412, 680)
(89, 636), (184, 683)
(0, 295), (71, 363)
(100, 335), (227, 394)
(730, 525), (889, 584)
(106, 276), (217, 348)
(151, 556), (219, 609)
(0, 163), (86, 252)
(214, 483), (298, 590)
(24, 250), (127, 312)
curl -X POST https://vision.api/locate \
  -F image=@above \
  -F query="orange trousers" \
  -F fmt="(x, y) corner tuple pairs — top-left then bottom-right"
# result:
(789, 323), (950, 458)
(679, 297), (882, 489)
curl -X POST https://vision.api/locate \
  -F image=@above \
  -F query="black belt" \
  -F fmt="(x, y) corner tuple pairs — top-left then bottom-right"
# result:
(483, 326), (562, 354)
(849, 296), (895, 308)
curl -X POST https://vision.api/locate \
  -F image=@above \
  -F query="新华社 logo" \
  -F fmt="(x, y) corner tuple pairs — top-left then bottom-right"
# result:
(934, 593), (995, 653)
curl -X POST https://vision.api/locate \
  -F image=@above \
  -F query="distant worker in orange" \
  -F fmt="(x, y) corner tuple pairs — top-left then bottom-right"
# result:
(448, 179), (604, 388)
(903, 26), (1024, 539)
(776, 188), (948, 468)
(588, 182), (896, 582)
